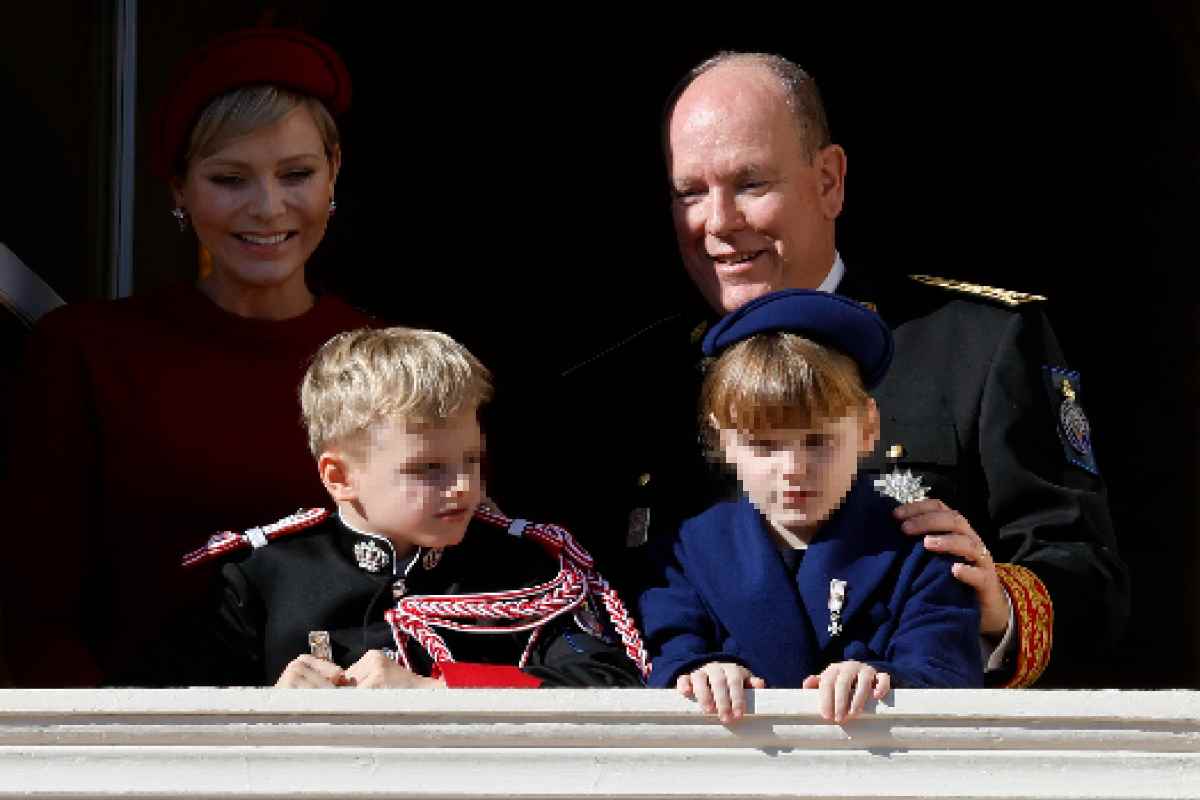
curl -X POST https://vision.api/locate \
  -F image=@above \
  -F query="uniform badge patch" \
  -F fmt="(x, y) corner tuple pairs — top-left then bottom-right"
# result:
(353, 540), (390, 573)
(1042, 366), (1100, 476)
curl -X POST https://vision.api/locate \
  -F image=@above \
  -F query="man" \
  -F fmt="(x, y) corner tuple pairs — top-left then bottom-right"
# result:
(525, 52), (1127, 687)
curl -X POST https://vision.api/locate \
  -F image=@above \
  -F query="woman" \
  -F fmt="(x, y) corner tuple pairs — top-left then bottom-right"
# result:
(1, 28), (374, 686)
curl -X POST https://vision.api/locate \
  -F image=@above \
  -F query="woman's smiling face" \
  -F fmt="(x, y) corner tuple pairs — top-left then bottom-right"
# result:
(173, 106), (339, 297)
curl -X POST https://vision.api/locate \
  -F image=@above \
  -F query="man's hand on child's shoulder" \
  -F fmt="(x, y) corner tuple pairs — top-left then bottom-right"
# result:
(894, 498), (1008, 637)
(274, 654), (353, 689)
(802, 660), (891, 723)
(344, 650), (447, 689)
(676, 661), (766, 724)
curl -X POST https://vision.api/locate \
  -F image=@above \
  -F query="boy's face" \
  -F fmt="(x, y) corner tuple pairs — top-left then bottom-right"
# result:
(718, 402), (879, 540)
(342, 410), (484, 550)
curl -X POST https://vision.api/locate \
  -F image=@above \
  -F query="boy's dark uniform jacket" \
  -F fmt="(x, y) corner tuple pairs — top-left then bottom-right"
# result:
(118, 512), (645, 688)
(516, 270), (1129, 688)
(640, 477), (983, 689)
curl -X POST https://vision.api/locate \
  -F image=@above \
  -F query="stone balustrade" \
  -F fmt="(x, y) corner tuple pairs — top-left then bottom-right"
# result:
(1, 689), (1197, 798)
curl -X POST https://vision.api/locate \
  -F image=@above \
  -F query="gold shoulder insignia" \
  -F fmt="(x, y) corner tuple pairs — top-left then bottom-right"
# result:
(995, 563), (1054, 688)
(909, 274), (1047, 307)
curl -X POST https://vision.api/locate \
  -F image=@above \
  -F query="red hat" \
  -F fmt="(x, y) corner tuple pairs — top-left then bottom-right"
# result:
(149, 27), (351, 179)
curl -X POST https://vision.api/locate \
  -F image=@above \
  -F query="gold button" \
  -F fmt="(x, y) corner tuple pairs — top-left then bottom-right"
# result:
(886, 444), (905, 459)
(638, 473), (652, 487)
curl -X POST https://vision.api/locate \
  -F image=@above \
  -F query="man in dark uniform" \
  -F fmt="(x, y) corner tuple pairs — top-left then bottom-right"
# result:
(534, 52), (1128, 687)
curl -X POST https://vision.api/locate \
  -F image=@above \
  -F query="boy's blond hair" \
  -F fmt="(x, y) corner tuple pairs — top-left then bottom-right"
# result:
(300, 327), (492, 456)
(701, 332), (869, 443)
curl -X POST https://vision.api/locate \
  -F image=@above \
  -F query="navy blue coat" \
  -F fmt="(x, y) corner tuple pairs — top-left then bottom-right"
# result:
(640, 475), (983, 689)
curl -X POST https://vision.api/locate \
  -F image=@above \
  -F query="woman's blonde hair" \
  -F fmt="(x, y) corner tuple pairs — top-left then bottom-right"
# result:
(181, 85), (339, 174)
(701, 332), (869, 443)
(300, 327), (493, 456)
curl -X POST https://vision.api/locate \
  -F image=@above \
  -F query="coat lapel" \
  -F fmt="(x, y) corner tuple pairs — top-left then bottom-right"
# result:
(699, 499), (820, 686)
(798, 476), (903, 651)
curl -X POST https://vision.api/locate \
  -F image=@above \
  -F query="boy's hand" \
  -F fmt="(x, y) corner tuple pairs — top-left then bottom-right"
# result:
(894, 499), (1009, 637)
(802, 660), (890, 722)
(344, 650), (447, 688)
(676, 661), (766, 724)
(274, 654), (351, 688)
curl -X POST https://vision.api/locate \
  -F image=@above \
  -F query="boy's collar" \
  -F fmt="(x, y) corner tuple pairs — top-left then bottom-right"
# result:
(335, 511), (420, 576)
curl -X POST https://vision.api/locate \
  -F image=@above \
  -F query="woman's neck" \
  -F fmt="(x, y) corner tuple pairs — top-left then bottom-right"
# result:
(197, 273), (315, 321)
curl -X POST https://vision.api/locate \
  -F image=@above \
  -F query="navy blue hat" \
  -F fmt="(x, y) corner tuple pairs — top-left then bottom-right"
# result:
(701, 290), (894, 390)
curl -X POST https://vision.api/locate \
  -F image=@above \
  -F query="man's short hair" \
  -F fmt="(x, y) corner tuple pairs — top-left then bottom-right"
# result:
(701, 332), (868, 445)
(663, 52), (832, 161)
(300, 327), (493, 456)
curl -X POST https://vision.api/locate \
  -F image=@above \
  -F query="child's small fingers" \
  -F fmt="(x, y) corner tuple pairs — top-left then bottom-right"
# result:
(748, 675), (767, 689)
(818, 670), (837, 720)
(801, 674), (821, 690)
(848, 666), (876, 719)
(708, 672), (734, 721)
(874, 672), (892, 699)
(676, 674), (695, 697)
(725, 670), (749, 719)
(833, 670), (856, 722)
(691, 671), (715, 712)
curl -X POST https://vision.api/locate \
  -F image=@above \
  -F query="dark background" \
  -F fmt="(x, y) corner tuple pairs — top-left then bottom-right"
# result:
(2, 1), (1197, 687)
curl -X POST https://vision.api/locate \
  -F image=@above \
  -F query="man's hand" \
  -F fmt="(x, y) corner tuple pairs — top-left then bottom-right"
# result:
(676, 661), (766, 724)
(894, 499), (1009, 637)
(344, 650), (446, 689)
(802, 660), (890, 722)
(274, 654), (351, 688)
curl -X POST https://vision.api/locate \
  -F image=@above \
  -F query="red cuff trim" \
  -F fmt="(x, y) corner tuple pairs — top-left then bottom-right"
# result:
(437, 662), (543, 688)
(996, 563), (1054, 688)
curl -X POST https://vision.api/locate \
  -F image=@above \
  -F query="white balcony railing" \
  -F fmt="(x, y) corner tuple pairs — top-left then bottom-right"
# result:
(1, 689), (1197, 798)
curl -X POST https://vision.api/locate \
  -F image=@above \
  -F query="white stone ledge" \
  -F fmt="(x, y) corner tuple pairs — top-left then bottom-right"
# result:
(0, 689), (1196, 799)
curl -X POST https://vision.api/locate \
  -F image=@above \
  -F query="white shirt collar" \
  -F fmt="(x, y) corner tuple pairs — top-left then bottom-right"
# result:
(816, 251), (846, 293)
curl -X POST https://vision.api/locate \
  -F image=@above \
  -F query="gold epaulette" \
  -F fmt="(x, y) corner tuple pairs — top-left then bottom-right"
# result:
(909, 274), (1047, 307)
(995, 563), (1054, 687)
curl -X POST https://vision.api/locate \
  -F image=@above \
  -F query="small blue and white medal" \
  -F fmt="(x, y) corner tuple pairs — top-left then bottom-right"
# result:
(827, 578), (848, 637)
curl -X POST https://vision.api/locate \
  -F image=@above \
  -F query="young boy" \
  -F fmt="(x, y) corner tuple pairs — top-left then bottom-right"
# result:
(639, 290), (982, 721)
(125, 327), (647, 688)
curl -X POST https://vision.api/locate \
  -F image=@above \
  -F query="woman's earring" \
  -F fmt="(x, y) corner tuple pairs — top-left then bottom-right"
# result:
(328, 198), (337, 216)
(171, 207), (189, 232)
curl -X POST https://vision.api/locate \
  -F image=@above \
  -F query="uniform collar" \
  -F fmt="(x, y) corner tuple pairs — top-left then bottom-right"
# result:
(335, 512), (420, 577)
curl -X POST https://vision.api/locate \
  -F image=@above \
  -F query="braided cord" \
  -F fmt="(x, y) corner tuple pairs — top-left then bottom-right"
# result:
(387, 509), (651, 679)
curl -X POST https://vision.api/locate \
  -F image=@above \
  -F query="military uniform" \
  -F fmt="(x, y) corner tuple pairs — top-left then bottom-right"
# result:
(117, 509), (647, 688)
(641, 475), (983, 689)
(528, 268), (1129, 687)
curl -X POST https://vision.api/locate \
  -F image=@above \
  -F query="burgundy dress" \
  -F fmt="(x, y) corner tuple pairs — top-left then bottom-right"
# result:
(1, 286), (374, 685)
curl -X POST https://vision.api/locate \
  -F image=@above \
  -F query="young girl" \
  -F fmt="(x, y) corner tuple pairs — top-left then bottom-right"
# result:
(639, 289), (982, 723)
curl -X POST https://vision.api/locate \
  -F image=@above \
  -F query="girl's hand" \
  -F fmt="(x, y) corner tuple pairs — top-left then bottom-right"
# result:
(677, 661), (766, 724)
(802, 660), (890, 722)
